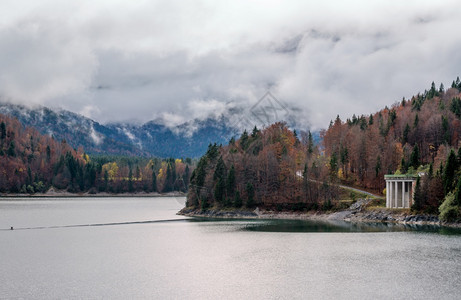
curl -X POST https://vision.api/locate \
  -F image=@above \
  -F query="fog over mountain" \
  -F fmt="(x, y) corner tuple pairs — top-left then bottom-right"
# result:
(0, 1), (460, 131)
(1, 101), (312, 157)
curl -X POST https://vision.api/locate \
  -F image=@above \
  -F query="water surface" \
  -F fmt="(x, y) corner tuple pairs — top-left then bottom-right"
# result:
(1, 197), (460, 299)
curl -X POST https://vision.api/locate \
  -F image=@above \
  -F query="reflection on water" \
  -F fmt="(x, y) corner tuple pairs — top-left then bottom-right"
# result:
(188, 217), (461, 235)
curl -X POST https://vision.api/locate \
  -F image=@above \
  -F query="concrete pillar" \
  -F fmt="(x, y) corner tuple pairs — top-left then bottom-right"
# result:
(402, 181), (405, 208)
(394, 180), (398, 208)
(389, 180), (393, 208)
(409, 182), (413, 207)
(388, 180), (391, 208)
(386, 180), (389, 207)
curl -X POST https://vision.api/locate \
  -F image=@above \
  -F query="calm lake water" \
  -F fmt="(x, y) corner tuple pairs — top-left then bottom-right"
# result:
(1, 197), (461, 299)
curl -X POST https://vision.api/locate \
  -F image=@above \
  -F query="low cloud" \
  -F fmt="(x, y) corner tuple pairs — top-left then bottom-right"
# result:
(0, 0), (460, 131)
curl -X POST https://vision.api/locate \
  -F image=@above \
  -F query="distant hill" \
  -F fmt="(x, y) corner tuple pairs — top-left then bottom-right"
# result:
(0, 103), (318, 158)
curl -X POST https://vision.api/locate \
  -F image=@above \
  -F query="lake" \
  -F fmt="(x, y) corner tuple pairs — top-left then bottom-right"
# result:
(1, 197), (461, 299)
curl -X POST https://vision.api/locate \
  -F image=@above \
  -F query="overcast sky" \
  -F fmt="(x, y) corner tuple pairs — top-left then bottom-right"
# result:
(0, 0), (460, 130)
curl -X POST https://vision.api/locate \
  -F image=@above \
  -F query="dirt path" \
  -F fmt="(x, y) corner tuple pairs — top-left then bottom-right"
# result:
(335, 184), (380, 198)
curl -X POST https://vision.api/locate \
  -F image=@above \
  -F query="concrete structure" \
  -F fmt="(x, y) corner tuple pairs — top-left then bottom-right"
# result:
(384, 174), (418, 208)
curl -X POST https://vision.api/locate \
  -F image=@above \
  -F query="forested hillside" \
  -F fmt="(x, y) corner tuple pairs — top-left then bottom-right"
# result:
(186, 78), (461, 221)
(186, 123), (337, 210)
(322, 78), (461, 218)
(323, 78), (461, 190)
(0, 114), (193, 194)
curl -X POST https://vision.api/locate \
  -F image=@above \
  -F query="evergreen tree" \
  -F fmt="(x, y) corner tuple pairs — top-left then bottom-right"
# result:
(201, 197), (209, 210)
(412, 177), (423, 211)
(457, 148), (461, 166)
(104, 170), (109, 191)
(171, 159), (177, 186)
(152, 170), (157, 192)
(195, 157), (207, 187)
(442, 116), (450, 144)
(454, 176), (461, 207)
(65, 152), (77, 183)
(135, 166), (140, 179)
(0, 122), (5, 140)
(214, 177), (225, 204)
(213, 156), (226, 181)
(184, 165), (190, 189)
(443, 150), (458, 194)
(245, 182), (255, 207)
(234, 190), (242, 208)
(307, 131), (314, 155)
(450, 97), (461, 118)
(27, 167), (32, 185)
(400, 157), (408, 174)
(403, 123), (410, 144)
(428, 81), (437, 99)
(226, 164), (236, 197)
(165, 163), (173, 192)
(414, 114), (419, 128)
(329, 152), (338, 175)
(7, 141), (15, 157)
(251, 126), (259, 138)
(409, 145), (420, 169)
(351, 114), (357, 125)
(389, 109), (397, 125)
(206, 143), (219, 160)
(85, 163), (97, 189)
(293, 129), (300, 146)
(240, 130), (249, 150)
(340, 146), (349, 174)
(375, 155), (381, 178)
(360, 117), (367, 130)
(46, 145), (51, 162)
(128, 167), (134, 192)
(302, 163), (310, 199)
(368, 114), (374, 125)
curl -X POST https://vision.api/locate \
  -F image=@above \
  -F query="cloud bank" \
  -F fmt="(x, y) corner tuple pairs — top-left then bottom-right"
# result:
(0, 0), (460, 130)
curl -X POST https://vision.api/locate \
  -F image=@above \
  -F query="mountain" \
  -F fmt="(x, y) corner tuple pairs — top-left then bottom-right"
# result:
(0, 103), (318, 158)
(0, 103), (249, 157)
(0, 103), (145, 156)
(107, 116), (238, 158)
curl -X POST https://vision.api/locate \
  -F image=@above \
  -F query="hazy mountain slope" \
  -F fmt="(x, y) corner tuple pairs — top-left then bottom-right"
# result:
(0, 103), (318, 158)
(0, 103), (145, 156)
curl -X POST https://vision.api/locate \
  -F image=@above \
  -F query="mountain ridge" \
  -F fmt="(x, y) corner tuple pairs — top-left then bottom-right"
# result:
(0, 102), (315, 158)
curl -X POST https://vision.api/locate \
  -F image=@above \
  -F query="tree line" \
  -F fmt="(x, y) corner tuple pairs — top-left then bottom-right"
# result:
(0, 114), (194, 194)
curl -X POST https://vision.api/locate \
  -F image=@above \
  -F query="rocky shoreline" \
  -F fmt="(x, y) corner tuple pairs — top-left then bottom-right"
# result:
(178, 199), (461, 228)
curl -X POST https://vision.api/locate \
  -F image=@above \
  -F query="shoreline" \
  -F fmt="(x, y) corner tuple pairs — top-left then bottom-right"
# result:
(178, 206), (461, 228)
(0, 190), (186, 198)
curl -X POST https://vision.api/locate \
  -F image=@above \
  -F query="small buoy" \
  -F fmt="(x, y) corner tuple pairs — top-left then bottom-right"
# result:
(10, 226), (13, 230)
